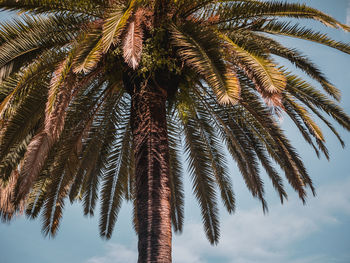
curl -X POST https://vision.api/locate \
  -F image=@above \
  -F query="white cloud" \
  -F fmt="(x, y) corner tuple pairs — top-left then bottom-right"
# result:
(85, 179), (350, 263)
(172, 178), (350, 263)
(85, 244), (137, 263)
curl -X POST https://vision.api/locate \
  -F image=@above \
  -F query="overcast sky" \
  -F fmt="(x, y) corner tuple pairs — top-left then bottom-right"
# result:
(1, 1), (350, 263)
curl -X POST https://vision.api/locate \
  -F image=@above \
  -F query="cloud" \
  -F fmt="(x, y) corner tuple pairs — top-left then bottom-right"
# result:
(172, 178), (350, 263)
(84, 179), (350, 263)
(85, 244), (137, 263)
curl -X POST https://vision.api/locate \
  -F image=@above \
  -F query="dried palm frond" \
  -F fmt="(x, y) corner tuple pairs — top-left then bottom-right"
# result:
(0, 169), (25, 221)
(122, 15), (143, 69)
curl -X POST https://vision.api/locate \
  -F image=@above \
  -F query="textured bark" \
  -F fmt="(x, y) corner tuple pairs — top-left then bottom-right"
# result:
(130, 82), (172, 263)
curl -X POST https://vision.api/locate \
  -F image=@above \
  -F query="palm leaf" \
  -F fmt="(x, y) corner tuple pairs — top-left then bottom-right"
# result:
(122, 18), (143, 69)
(0, 0), (104, 17)
(102, 0), (137, 53)
(167, 113), (184, 232)
(73, 26), (104, 74)
(99, 106), (132, 239)
(286, 75), (350, 131)
(222, 33), (286, 107)
(214, 1), (350, 31)
(181, 112), (220, 244)
(171, 22), (240, 105)
(0, 14), (85, 70)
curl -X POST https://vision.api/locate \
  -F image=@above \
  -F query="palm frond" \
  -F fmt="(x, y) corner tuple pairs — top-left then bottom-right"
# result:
(0, 53), (54, 168)
(0, 62), (12, 81)
(223, 34), (286, 107)
(46, 53), (75, 116)
(226, 30), (341, 101)
(0, 14), (85, 70)
(237, 87), (314, 201)
(15, 132), (51, 204)
(0, 0), (104, 17)
(194, 86), (287, 204)
(0, 169), (25, 221)
(286, 75), (350, 131)
(171, 22), (240, 105)
(188, 98), (236, 213)
(181, 112), (220, 244)
(213, 1), (350, 31)
(167, 113), (184, 232)
(0, 0), (349, 253)
(283, 93), (328, 159)
(99, 104), (132, 239)
(252, 20), (350, 54)
(79, 94), (125, 217)
(40, 75), (109, 237)
(0, 133), (31, 182)
(25, 174), (50, 219)
(102, 0), (136, 53)
(73, 24), (104, 74)
(122, 17), (143, 69)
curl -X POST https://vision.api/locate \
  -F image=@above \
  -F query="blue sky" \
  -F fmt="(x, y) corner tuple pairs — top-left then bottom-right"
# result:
(1, 1), (350, 263)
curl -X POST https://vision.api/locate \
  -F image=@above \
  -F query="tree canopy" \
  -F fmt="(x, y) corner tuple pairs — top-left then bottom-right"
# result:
(0, 0), (350, 251)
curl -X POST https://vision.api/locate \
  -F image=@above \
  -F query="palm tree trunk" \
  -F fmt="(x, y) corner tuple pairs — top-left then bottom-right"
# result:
(130, 83), (172, 263)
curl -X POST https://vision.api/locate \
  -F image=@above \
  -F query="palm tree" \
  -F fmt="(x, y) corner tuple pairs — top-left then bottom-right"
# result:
(0, 0), (350, 262)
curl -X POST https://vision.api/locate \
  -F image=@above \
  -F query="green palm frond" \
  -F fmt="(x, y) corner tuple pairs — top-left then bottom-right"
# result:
(213, 1), (350, 31)
(167, 113), (184, 233)
(192, 85), (268, 210)
(252, 20), (350, 54)
(7, 62), (104, 205)
(0, 54), (53, 167)
(226, 30), (340, 101)
(0, 14), (86, 71)
(286, 75), (350, 131)
(41, 133), (82, 237)
(72, 25), (104, 73)
(0, 0), (104, 17)
(69, 88), (119, 204)
(171, 22), (240, 105)
(0, 134), (30, 181)
(0, 49), (64, 120)
(237, 87), (314, 201)
(223, 34), (286, 107)
(39, 76), (110, 236)
(191, 101), (236, 214)
(25, 174), (50, 219)
(0, 61), (12, 81)
(177, 0), (215, 18)
(283, 93), (328, 158)
(240, 123), (288, 203)
(99, 101), (132, 239)
(78, 93), (122, 217)
(197, 79), (308, 202)
(101, 1), (135, 53)
(219, 109), (268, 211)
(194, 86), (287, 204)
(181, 110), (220, 244)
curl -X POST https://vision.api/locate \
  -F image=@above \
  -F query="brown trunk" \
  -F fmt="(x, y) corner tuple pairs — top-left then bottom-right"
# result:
(130, 82), (172, 263)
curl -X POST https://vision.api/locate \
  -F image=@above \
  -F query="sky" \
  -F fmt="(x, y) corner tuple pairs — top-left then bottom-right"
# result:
(1, 1), (350, 263)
